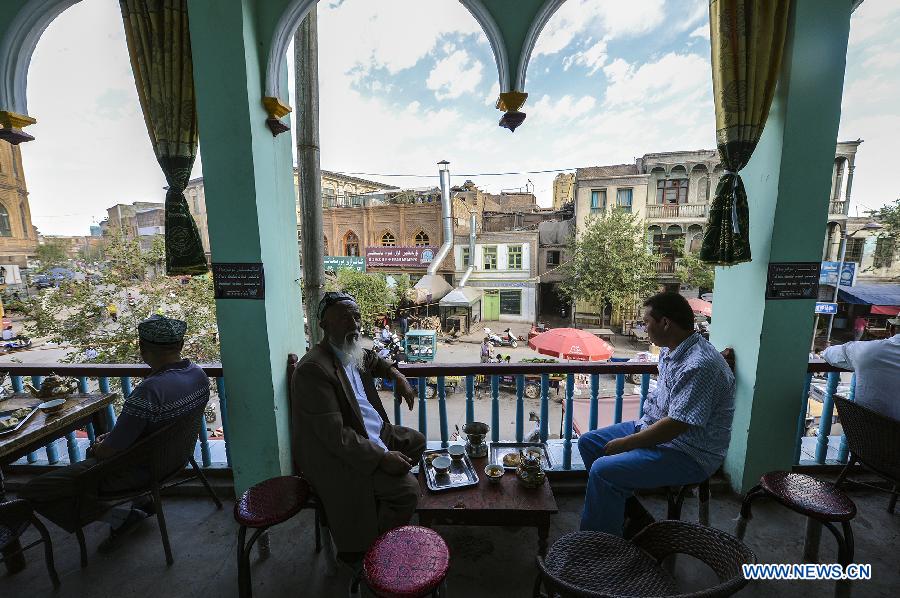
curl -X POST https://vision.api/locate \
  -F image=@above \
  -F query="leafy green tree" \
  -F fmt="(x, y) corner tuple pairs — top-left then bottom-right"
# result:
(35, 240), (69, 269)
(325, 268), (393, 329)
(392, 273), (412, 307)
(23, 238), (219, 364)
(558, 210), (658, 326)
(867, 198), (898, 271)
(672, 238), (715, 295)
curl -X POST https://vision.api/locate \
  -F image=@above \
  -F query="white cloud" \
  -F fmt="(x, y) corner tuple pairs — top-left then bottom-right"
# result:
(426, 49), (484, 100)
(602, 53), (711, 107)
(529, 94), (598, 124)
(534, 0), (666, 57)
(484, 81), (500, 106)
(563, 39), (608, 74)
(689, 25), (709, 39)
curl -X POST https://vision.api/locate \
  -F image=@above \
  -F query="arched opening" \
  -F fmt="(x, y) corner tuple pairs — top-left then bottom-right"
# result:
(380, 231), (396, 246)
(690, 164), (710, 204)
(687, 224), (704, 253)
(0, 203), (12, 236)
(343, 230), (360, 256)
(413, 230), (430, 247)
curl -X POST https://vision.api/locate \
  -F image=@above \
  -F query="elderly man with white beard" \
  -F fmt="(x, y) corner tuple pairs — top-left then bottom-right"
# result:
(291, 291), (425, 560)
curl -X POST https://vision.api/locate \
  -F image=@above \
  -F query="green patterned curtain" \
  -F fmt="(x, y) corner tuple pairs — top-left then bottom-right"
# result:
(700, 0), (791, 265)
(120, 0), (208, 275)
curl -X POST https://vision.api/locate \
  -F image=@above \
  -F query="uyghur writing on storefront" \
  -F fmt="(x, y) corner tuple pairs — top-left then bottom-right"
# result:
(365, 246), (435, 268)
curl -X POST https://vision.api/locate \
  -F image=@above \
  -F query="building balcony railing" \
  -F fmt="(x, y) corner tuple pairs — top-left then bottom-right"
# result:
(829, 200), (847, 215)
(646, 203), (707, 219)
(655, 260), (676, 274)
(2, 360), (852, 475)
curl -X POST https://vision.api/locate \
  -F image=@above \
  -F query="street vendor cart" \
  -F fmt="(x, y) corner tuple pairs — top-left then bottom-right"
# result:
(403, 329), (437, 362)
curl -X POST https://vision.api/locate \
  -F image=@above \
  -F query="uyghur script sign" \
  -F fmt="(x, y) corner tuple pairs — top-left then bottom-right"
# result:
(324, 256), (365, 272)
(366, 246), (436, 268)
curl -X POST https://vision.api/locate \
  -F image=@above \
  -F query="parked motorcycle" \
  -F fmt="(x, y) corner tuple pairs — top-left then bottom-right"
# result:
(484, 327), (518, 348)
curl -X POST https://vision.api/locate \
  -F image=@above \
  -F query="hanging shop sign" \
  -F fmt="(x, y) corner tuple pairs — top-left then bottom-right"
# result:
(819, 261), (857, 287)
(366, 246), (435, 268)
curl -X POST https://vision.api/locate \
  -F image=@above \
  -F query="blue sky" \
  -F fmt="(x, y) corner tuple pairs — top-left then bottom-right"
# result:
(19, 0), (900, 235)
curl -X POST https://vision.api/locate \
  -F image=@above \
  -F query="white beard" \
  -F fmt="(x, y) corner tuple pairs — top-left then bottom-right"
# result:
(336, 335), (366, 370)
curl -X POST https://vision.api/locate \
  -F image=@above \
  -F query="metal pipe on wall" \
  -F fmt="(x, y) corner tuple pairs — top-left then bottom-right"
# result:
(460, 210), (477, 286)
(427, 160), (454, 276)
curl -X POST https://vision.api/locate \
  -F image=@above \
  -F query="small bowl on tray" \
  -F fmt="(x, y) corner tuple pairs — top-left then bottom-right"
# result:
(484, 464), (504, 484)
(447, 445), (466, 461)
(431, 456), (452, 475)
(37, 398), (66, 415)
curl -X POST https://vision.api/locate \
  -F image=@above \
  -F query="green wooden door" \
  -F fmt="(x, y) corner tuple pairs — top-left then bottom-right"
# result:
(483, 290), (500, 320)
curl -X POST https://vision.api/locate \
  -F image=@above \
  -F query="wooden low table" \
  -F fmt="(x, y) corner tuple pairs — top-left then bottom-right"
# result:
(416, 456), (558, 556)
(0, 392), (116, 574)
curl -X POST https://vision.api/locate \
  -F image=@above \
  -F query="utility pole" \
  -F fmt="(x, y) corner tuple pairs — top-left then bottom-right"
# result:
(295, 7), (324, 348)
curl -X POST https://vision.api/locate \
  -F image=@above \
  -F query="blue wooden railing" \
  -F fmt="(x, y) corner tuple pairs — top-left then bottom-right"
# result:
(2, 363), (227, 469)
(3, 358), (853, 472)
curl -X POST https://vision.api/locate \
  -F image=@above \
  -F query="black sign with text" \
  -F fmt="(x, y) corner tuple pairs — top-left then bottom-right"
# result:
(212, 263), (265, 300)
(766, 262), (820, 300)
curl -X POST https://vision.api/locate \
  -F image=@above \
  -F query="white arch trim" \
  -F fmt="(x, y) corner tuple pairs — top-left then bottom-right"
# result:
(458, 0), (510, 92)
(0, 0), (82, 116)
(265, 0), (317, 100)
(515, 0), (564, 91)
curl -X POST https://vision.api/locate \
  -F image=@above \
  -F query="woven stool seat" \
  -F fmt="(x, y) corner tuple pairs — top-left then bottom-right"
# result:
(760, 471), (856, 522)
(363, 526), (450, 598)
(234, 475), (309, 528)
(541, 531), (677, 596)
(0, 520), (30, 550)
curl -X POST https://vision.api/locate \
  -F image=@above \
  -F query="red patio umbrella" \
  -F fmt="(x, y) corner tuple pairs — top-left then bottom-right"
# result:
(687, 298), (712, 318)
(528, 328), (614, 361)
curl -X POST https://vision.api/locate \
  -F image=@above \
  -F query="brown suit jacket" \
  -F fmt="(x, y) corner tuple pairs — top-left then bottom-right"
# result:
(290, 339), (401, 551)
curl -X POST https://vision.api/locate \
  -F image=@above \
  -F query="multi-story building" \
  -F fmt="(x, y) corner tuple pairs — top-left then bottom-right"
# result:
(105, 202), (165, 251)
(537, 219), (574, 318)
(452, 230), (538, 323)
(572, 141), (870, 322)
(184, 169), (397, 257)
(552, 172), (575, 209)
(40, 235), (105, 260)
(0, 142), (37, 267)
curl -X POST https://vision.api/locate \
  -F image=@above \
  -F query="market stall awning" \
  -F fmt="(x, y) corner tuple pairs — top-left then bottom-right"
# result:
(870, 305), (900, 316)
(838, 283), (900, 306)
(439, 286), (483, 307)
(687, 297), (712, 317)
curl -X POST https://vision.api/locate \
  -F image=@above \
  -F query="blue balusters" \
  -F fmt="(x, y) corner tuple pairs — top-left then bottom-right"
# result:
(815, 371), (840, 464)
(32, 376), (59, 465)
(563, 373), (574, 469)
(490, 376), (500, 443)
(836, 373), (856, 463)
(465, 376), (475, 424)
(98, 377), (116, 428)
(198, 410), (212, 467)
(437, 376), (448, 447)
(120, 376), (133, 398)
(515, 375), (525, 442)
(12, 376), (38, 464)
(794, 373), (813, 464)
(614, 374), (625, 424)
(639, 374), (650, 418)
(588, 374), (599, 431)
(394, 385), (402, 426)
(417, 378), (427, 438)
(215, 377), (232, 467)
(539, 374), (549, 442)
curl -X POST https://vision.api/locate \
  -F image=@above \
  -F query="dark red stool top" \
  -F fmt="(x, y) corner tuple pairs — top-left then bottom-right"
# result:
(364, 525), (450, 598)
(760, 471), (856, 522)
(234, 475), (309, 528)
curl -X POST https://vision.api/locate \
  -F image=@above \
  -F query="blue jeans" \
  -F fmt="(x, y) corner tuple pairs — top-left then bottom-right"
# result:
(577, 421), (708, 535)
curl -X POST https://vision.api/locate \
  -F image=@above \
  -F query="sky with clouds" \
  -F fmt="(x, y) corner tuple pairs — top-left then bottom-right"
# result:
(18, 0), (899, 236)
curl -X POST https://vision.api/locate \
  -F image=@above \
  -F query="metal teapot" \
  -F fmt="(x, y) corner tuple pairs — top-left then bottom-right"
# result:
(516, 447), (546, 488)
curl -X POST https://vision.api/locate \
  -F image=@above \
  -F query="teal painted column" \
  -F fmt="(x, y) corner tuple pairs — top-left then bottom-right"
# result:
(711, 0), (852, 493)
(187, 0), (305, 493)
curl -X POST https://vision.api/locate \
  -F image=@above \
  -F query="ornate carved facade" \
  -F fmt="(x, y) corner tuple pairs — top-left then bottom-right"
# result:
(0, 142), (37, 267)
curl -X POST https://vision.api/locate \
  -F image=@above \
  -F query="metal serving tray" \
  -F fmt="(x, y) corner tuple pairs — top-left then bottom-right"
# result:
(489, 442), (554, 471)
(0, 406), (39, 436)
(420, 448), (479, 492)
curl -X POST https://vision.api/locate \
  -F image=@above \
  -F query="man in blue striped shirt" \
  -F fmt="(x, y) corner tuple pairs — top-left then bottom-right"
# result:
(577, 292), (735, 536)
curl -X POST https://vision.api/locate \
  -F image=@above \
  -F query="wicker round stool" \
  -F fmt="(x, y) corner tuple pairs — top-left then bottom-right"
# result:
(355, 525), (450, 598)
(234, 475), (310, 598)
(534, 522), (753, 597)
(736, 471), (856, 565)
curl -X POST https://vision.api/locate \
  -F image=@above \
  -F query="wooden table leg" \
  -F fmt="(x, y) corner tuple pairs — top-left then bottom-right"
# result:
(537, 514), (550, 557)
